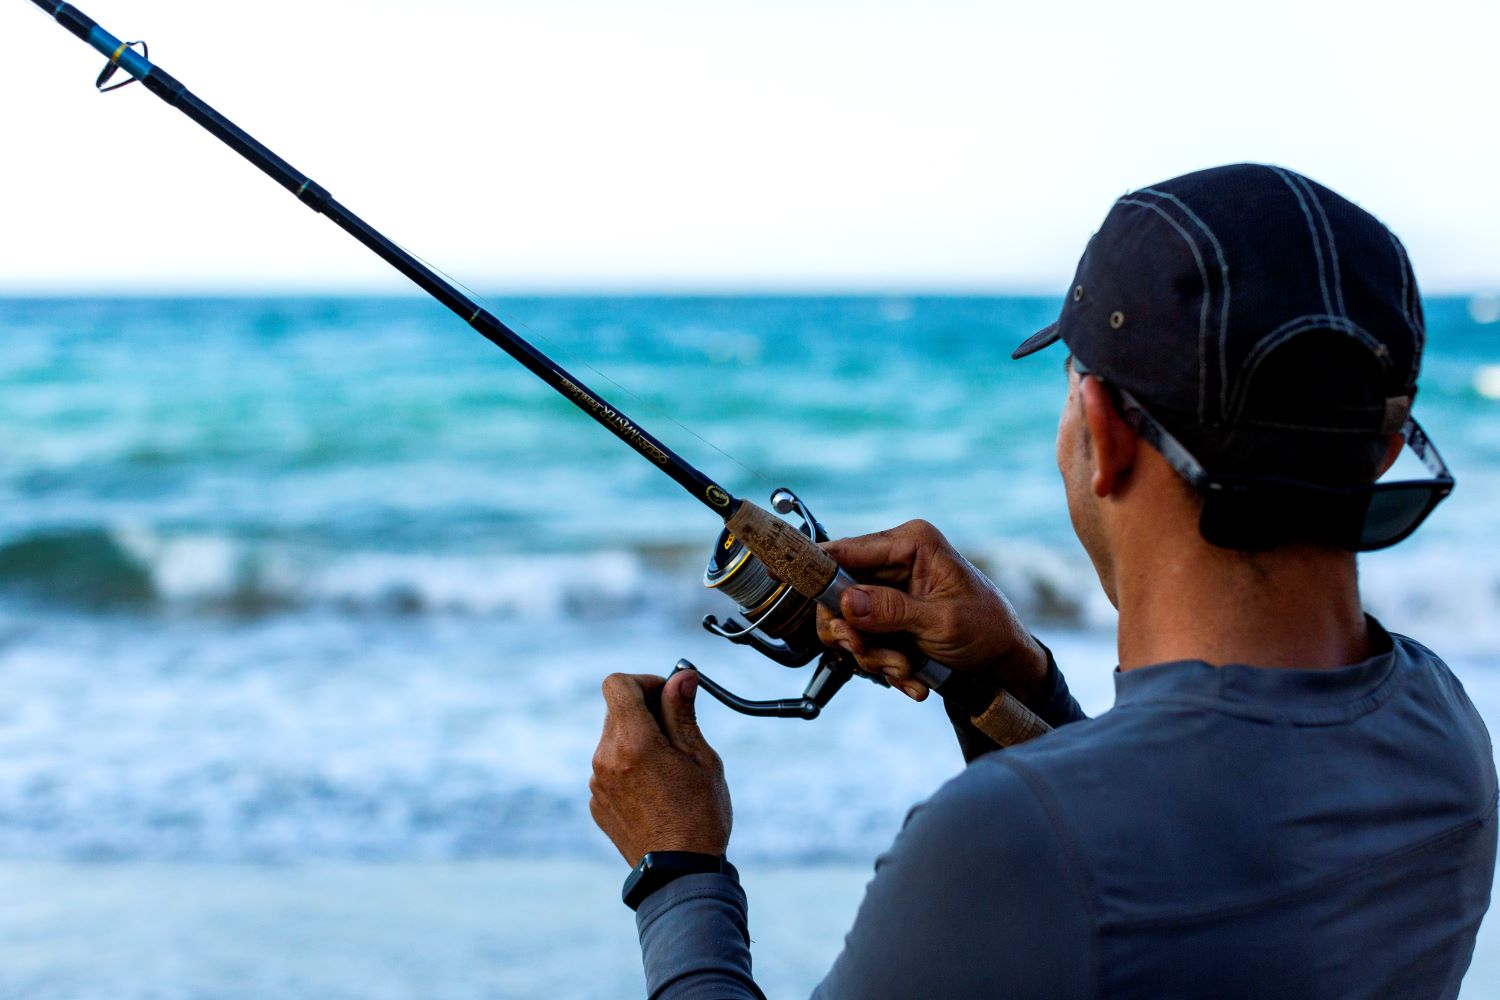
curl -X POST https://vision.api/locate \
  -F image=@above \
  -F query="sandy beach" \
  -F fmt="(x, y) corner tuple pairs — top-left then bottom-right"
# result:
(0, 859), (875, 998)
(2, 857), (1495, 998)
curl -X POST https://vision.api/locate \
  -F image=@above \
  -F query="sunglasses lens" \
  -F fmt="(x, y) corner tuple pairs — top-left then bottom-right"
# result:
(1359, 486), (1443, 551)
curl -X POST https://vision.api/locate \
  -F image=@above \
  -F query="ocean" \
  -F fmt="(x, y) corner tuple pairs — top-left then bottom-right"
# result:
(1, 295), (1497, 998)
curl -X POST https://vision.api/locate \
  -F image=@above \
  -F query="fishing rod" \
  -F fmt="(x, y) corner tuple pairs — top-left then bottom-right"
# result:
(28, 0), (1051, 747)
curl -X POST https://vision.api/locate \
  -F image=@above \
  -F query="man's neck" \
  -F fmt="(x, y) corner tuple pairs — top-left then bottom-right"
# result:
(1113, 541), (1371, 672)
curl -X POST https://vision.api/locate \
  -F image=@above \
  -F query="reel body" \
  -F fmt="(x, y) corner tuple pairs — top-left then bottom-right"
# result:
(684, 488), (885, 720)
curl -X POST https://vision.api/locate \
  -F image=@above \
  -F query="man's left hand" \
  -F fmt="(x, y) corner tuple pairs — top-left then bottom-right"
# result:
(589, 670), (732, 867)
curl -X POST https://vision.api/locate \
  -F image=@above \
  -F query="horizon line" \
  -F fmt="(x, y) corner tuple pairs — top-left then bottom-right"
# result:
(2, 286), (1497, 301)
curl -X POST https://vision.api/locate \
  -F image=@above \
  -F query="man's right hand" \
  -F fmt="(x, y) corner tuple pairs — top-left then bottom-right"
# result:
(816, 520), (1050, 705)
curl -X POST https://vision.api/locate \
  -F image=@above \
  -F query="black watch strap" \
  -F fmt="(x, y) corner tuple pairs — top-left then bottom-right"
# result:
(622, 851), (738, 911)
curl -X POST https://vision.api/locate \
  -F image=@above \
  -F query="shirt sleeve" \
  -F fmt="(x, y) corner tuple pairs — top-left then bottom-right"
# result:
(636, 757), (1094, 1000)
(813, 758), (1094, 998)
(945, 640), (1089, 763)
(636, 872), (766, 1000)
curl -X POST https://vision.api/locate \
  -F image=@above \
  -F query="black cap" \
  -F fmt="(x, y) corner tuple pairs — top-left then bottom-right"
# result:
(1014, 164), (1423, 445)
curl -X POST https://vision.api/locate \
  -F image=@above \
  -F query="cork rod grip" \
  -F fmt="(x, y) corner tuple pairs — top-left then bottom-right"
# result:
(969, 688), (1052, 746)
(923, 660), (1053, 747)
(724, 500), (840, 599)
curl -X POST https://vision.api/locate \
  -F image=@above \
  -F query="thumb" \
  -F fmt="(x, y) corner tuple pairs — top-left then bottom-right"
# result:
(842, 584), (931, 636)
(662, 669), (710, 756)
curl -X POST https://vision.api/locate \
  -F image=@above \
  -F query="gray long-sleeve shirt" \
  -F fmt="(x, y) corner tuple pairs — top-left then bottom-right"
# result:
(636, 622), (1498, 998)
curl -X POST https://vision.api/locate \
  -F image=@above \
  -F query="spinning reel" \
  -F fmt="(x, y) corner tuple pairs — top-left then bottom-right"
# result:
(676, 488), (877, 720)
(669, 488), (1053, 747)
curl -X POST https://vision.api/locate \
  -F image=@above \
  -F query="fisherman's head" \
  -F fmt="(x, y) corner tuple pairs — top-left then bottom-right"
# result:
(1014, 164), (1451, 596)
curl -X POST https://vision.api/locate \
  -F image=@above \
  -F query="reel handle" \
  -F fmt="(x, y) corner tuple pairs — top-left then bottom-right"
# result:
(641, 660), (848, 724)
(669, 658), (845, 720)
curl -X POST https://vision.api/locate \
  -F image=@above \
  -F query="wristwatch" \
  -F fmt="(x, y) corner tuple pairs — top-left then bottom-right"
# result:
(622, 851), (738, 911)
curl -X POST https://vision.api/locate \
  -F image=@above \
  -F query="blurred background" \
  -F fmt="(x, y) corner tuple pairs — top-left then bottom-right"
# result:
(2, 1), (1497, 997)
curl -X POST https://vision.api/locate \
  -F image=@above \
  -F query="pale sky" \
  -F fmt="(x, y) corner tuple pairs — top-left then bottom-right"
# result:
(4, 0), (1497, 293)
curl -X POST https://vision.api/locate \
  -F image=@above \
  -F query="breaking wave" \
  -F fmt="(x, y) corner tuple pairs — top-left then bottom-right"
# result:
(0, 525), (1495, 651)
(0, 528), (156, 607)
(0, 524), (1120, 630)
(0, 525), (690, 621)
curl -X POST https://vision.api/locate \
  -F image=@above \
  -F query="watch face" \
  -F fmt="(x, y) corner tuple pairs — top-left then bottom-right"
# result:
(646, 852), (719, 874)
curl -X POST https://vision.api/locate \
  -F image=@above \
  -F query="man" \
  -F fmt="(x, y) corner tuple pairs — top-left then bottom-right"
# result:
(588, 164), (1498, 997)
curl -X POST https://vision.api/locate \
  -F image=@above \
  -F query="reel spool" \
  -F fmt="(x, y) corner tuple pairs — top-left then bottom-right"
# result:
(682, 488), (884, 720)
(704, 534), (819, 666)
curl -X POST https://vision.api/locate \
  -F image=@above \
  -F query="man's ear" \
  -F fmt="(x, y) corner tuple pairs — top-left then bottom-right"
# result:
(1375, 432), (1404, 479)
(1079, 376), (1138, 498)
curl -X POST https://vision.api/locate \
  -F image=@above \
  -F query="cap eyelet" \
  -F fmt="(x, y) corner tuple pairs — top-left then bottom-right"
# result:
(1109, 310), (1125, 329)
(1072, 285), (1084, 302)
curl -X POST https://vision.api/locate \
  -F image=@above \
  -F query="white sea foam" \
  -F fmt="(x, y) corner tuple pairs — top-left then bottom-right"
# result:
(91, 525), (676, 620)
(0, 531), (1492, 866)
(1360, 545), (1500, 656)
(1475, 364), (1500, 401)
(0, 614), (980, 863)
(5, 522), (1498, 657)
(1469, 293), (1500, 325)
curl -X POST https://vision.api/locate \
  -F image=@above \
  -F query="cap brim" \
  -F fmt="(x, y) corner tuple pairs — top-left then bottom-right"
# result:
(1010, 321), (1062, 360)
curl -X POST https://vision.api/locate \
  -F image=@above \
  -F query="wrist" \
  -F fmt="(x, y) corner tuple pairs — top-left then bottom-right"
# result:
(977, 636), (1053, 711)
(622, 851), (738, 911)
(1014, 637), (1055, 709)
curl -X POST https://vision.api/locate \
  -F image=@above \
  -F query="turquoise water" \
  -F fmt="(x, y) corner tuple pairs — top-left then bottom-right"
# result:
(0, 296), (1070, 565)
(0, 296), (1497, 996)
(1, 292), (1497, 853)
(3, 295), (1496, 619)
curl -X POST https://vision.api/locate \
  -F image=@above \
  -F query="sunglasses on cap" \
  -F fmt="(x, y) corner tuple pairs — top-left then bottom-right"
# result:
(1070, 360), (1454, 552)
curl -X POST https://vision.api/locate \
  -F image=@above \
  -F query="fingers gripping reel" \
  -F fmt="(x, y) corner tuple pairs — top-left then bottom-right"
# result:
(692, 488), (881, 720)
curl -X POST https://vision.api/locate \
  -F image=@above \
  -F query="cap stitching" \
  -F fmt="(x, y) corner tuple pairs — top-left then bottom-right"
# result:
(1242, 314), (1390, 376)
(1233, 313), (1391, 425)
(1138, 188), (1233, 421)
(1269, 166), (1335, 319)
(1387, 230), (1412, 331)
(1118, 197), (1212, 421)
(1384, 229), (1425, 386)
(1293, 175), (1347, 319)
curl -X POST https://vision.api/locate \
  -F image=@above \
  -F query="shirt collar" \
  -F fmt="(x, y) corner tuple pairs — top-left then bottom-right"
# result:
(1111, 617), (1400, 724)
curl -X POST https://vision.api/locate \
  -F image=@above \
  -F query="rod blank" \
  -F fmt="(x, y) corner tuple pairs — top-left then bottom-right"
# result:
(30, 0), (738, 518)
